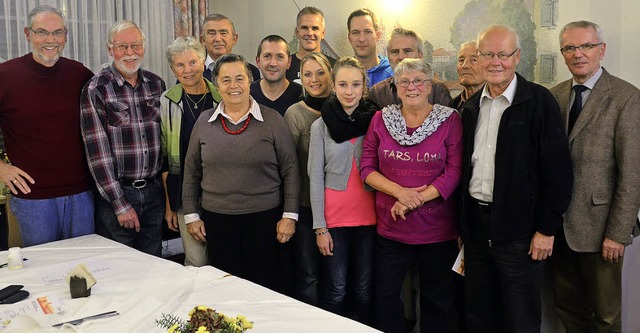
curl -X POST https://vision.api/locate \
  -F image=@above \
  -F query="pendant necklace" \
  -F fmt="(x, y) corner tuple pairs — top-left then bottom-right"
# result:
(184, 92), (207, 121)
(185, 92), (206, 109)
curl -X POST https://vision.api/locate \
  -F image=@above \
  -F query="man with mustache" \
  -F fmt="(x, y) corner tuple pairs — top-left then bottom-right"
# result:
(0, 5), (95, 246)
(200, 13), (260, 82)
(80, 20), (166, 256)
(285, 6), (336, 84)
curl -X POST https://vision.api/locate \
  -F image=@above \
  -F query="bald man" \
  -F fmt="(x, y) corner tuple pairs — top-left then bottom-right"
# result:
(458, 26), (572, 333)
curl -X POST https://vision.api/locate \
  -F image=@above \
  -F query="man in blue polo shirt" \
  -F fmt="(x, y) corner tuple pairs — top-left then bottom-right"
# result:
(347, 8), (393, 88)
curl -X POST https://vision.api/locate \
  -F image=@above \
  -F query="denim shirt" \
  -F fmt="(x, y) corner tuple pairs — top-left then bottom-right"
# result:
(308, 118), (366, 229)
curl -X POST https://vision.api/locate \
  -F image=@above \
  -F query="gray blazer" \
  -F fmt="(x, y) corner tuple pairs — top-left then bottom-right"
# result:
(550, 68), (640, 252)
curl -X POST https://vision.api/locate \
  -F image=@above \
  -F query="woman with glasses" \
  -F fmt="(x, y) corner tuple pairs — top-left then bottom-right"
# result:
(308, 57), (378, 324)
(181, 54), (299, 289)
(360, 58), (462, 333)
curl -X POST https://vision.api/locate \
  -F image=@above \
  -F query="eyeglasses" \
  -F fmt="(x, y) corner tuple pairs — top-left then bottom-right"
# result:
(477, 48), (519, 60)
(396, 78), (430, 88)
(560, 43), (603, 54)
(111, 43), (144, 52)
(29, 28), (67, 39)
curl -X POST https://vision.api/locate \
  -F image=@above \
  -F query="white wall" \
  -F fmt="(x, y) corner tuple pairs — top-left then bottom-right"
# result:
(210, 0), (640, 87)
(554, 1), (634, 85)
(209, 0), (473, 67)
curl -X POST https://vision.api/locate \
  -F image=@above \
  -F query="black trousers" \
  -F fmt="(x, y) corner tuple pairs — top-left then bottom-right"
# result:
(464, 200), (544, 333)
(374, 235), (457, 333)
(292, 206), (321, 306)
(203, 207), (281, 290)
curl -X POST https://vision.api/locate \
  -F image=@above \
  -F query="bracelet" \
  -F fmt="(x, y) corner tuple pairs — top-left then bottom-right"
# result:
(315, 230), (329, 236)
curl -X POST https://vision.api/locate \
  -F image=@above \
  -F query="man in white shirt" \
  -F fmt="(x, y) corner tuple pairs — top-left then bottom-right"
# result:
(458, 25), (572, 333)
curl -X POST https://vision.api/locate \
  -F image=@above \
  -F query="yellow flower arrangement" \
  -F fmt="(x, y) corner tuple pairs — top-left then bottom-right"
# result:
(195, 327), (210, 333)
(168, 323), (179, 333)
(155, 306), (253, 333)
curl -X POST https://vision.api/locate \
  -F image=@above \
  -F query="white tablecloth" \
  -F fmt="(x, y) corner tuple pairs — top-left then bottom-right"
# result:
(0, 235), (379, 332)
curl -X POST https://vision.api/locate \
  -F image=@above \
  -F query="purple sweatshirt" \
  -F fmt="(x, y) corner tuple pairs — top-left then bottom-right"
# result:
(360, 110), (463, 244)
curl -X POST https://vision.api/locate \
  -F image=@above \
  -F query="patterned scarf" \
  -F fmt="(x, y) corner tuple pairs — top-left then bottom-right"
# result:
(381, 103), (456, 146)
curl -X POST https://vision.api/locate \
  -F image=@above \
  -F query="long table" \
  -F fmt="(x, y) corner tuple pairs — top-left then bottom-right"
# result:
(0, 235), (379, 332)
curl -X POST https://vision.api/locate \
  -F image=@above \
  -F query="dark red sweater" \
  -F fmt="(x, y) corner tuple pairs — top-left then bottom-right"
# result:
(0, 53), (94, 199)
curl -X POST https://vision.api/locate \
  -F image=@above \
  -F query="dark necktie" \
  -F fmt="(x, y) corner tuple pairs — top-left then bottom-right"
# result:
(568, 84), (588, 134)
(203, 65), (213, 82)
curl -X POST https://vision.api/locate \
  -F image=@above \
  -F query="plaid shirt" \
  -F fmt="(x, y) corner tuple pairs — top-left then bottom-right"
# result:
(81, 65), (166, 214)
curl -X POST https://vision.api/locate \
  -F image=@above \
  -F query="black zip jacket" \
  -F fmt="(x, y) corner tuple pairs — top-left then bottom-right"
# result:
(459, 73), (573, 242)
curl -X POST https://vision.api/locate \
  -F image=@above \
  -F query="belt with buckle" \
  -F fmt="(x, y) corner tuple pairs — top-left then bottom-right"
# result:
(471, 197), (492, 208)
(121, 176), (157, 189)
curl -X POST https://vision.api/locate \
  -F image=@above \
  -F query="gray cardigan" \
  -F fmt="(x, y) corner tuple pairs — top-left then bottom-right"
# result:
(182, 104), (300, 216)
(308, 118), (366, 229)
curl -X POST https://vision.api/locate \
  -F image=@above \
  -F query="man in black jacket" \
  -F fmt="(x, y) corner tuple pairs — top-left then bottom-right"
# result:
(459, 25), (573, 333)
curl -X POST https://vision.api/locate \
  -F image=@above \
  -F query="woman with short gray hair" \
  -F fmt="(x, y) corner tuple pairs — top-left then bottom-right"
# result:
(159, 36), (221, 267)
(393, 57), (433, 82)
(361, 58), (463, 332)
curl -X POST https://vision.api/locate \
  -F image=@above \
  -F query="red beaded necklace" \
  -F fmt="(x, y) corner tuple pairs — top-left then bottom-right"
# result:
(220, 114), (251, 135)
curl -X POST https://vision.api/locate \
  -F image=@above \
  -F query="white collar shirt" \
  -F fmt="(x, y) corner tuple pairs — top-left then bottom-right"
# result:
(204, 54), (215, 72)
(569, 66), (602, 110)
(469, 75), (518, 202)
(209, 97), (264, 125)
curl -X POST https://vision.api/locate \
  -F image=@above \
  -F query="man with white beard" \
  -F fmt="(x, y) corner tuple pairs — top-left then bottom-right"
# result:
(0, 5), (95, 246)
(80, 20), (166, 256)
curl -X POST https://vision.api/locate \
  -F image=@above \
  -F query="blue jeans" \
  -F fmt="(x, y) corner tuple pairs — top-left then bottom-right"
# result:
(95, 178), (164, 256)
(374, 235), (457, 333)
(320, 225), (375, 325)
(293, 206), (321, 306)
(10, 190), (94, 246)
